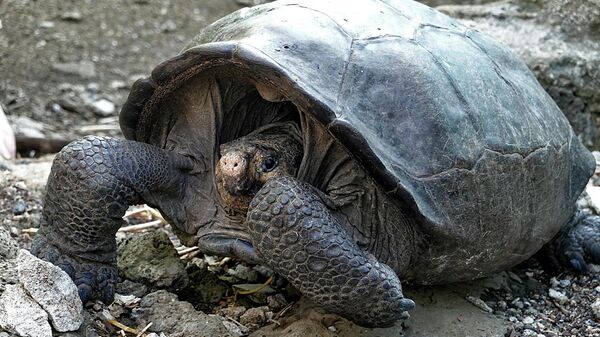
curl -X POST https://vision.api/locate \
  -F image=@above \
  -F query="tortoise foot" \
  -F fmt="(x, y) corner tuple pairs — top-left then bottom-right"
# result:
(543, 209), (600, 273)
(246, 176), (414, 328)
(32, 136), (192, 303)
(31, 234), (117, 303)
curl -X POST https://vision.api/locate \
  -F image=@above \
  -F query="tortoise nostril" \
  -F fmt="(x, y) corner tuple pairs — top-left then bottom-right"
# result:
(233, 162), (238, 168)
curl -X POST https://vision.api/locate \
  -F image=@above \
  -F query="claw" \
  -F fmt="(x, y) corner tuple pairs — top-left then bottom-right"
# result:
(569, 256), (588, 273)
(102, 284), (115, 304)
(590, 243), (600, 264)
(399, 298), (415, 312)
(78, 284), (93, 303)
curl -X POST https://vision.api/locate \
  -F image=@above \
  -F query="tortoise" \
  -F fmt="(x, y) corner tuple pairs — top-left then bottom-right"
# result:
(32, 0), (600, 328)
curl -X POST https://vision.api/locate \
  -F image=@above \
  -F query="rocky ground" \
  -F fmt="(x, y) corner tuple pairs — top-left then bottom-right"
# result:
(1, 0), (600, 336)
(1, 154), (600, 337)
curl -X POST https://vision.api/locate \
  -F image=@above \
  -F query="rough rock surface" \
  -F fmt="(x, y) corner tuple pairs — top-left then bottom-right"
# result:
(16, 250), (83, 332)
(438, 0), (600, 148)
(0, 284), (52, 337)
(132, 290), (235, 337)
(0, 227), (18, 294)
(117, 231), (188, 290)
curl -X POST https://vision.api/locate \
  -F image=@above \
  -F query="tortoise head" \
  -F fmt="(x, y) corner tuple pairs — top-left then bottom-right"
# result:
(215, 132), (303, 214)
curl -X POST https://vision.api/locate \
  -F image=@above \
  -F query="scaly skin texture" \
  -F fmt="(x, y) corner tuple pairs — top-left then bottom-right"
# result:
(543, 209), (600, 273)
(31, 136), (192, 302)
(246, 176), (414, 327)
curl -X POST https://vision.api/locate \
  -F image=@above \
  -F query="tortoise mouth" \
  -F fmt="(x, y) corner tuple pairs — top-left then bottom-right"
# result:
(196, 232), (259, 264)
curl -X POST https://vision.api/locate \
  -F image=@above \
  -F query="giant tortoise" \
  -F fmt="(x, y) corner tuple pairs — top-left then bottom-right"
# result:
(32, 0), (600, 327)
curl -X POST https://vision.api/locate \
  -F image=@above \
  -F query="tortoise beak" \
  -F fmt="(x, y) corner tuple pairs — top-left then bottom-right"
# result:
(196, 233), (259, 264)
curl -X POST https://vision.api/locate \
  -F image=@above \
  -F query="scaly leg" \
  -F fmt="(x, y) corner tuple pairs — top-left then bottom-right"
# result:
(246, 176), (414, 327)
(32, 136), (192, 303)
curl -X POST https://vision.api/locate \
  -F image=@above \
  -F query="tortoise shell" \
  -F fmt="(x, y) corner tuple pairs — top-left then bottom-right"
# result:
(120, 0), (594, 283)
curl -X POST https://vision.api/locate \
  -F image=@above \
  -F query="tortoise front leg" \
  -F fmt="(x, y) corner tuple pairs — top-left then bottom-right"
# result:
(32, 136), (192, 303)
(246, 176), (414, 327)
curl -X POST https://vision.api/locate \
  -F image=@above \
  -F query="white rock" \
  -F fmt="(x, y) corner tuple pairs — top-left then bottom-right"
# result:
(548, 288), (568, 304)
(17, 250), (83, 332)
(592, 299), (600, 320)
(585, 185), (600, 214)
(91, 98), (116, 116)
(0, 284), (52, 337)
(523, 316), (534, 324)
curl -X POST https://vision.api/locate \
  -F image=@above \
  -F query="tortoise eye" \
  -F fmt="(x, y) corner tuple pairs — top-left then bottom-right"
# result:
(261, 157), (278, 172)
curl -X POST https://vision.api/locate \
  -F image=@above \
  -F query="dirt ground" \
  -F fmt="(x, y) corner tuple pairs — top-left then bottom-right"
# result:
(0, 0), (240, 141)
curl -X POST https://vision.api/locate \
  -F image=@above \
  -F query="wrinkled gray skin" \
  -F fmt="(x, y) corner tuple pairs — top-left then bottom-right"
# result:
(32, 0), (600, 328)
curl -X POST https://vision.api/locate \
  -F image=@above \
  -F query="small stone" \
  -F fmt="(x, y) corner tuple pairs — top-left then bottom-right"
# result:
(39, 21), (55, 28)
(0, 284), (52, 337)
(227, 264), (258, 282)
(591, 299), (600, 320)
(218, 306), (247, 321)
(116, 280), (148, 298)
(239, 307), (267, 331)
(523, 316), (534, 324)
(558, 279), (571, 288)
(12, 200), (26, 215)
(511, 299), (524, 309)
(160, 20), (177, 33)
(109, 80), (127, 89)
(86, 82), (100, 93)
(90, 99), (116, 117)
(267, 293), (288, 311)
(17, 250), (83, 332)
(548, 288), (568, 304)
(60, 10), (82, 22)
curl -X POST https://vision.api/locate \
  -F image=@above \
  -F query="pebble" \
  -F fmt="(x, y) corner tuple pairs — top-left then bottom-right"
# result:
(267, 293), (288, 311)
(558, 279), (571, 288)
(218, 306), (247, 321)
(109, 80), (127, 89)
(90, 99), (116, 117)
(60, 10), (83, 22)
(548, 288), (568, 304)
(160, 20), (177, 33)
(12, 200), (26, 215)
(239, 307), (268, 330)
(39, 21), (55, 28)
(511, 299), (524, 309)
(523, 316), (534, 324)
(227, 264), (258, 282)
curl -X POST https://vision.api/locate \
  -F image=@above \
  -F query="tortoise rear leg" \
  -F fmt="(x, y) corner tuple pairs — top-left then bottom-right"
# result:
(541, 208), (600, 273)
(31, 136), (192, 303)
(246, 176), (414, 327)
